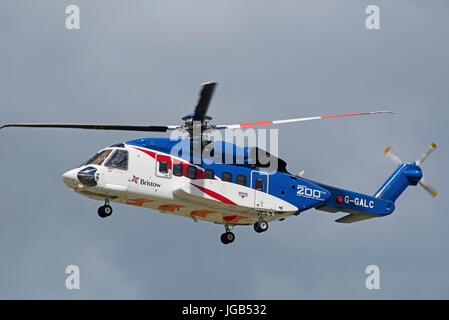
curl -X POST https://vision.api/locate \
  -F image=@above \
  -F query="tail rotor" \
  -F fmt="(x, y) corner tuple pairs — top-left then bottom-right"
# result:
(419, 177), (438, 198)
(384, 142), (438, 198)
(384, 146), (403, 166)
(415, 142), (437, 166)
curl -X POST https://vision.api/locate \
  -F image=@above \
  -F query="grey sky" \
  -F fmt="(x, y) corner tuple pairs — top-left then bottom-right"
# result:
(0, 0), (448, 299)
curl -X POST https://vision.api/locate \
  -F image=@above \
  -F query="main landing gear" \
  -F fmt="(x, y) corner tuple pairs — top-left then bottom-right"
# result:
(254, 214), (269, 233)
(98, 201), (113, 218)
(220, 215), (270, 244)
(220, 225), (235, 245)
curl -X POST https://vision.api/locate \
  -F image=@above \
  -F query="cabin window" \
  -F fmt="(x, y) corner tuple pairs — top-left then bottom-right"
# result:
(159, 161), (169, 174)
(173, 163), (183, 176)
(255, 178), (264, 191)
(186, 165), (198, 179)
(104, 150), (128, 170)
(236, 174), (247, 186)
(155, 154), (172, 178)
(204, 168), (215, 179)
(222, 172), (232, 182)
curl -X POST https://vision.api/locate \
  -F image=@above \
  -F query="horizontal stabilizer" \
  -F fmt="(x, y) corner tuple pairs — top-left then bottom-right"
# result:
(335, 213), (379, 223)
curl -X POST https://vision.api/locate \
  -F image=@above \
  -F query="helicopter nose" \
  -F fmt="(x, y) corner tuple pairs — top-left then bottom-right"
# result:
(62, 169), (78, 187)
(77, 166), (98, 187)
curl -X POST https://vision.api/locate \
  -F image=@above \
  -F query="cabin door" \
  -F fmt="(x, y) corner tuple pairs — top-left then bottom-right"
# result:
(251, 171), (271, 210)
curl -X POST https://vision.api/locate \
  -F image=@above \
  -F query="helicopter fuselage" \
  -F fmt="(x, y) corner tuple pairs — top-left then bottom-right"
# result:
(62, 138), (332, 226)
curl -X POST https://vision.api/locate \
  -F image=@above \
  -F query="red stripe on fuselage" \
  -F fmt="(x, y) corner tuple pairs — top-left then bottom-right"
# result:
(191, 184), (237, 205)
(133, 147), (156, 158)
(132, 146), (215, 180)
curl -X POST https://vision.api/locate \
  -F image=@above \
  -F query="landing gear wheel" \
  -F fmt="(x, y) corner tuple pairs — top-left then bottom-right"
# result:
(98, 205), (113, 218)
(220, 232), (235, 244)
(254, 220), (268, 233)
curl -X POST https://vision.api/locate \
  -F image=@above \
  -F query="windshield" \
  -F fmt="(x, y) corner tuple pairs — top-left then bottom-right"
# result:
(83, 149), (113, 166)
(105, 150), (128, 170)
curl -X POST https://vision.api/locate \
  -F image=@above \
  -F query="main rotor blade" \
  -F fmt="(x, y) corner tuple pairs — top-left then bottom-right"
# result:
(193, 82), (217, 121)
(216, 111), (395, 129)
(0, 123), (180, 132)
(419, 177), (438, 198)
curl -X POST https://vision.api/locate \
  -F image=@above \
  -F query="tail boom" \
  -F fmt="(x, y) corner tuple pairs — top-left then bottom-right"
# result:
(312, 182), (395, 222)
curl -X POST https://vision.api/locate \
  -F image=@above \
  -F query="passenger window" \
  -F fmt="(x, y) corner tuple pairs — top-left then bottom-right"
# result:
(173, 163), (183, 176)
(186, 165), (198, 179)
(255, 178), (264, 191)
(236, 174), (247, 186)
(222, 172), (232, 182)
(159, 161), (169, 174)
(104, 150), (128, 170)
(155, 154), (172, 178)
(204, 168), (215, 179)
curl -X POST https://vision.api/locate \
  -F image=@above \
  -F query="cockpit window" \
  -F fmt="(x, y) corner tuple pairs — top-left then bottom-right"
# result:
(84, 149), (112, 166)
(109, 142), (125, 148)
(105, 150), (128, 170)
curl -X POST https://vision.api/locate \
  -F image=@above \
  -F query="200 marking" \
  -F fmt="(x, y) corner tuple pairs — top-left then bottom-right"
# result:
(297, 185), (324, 199)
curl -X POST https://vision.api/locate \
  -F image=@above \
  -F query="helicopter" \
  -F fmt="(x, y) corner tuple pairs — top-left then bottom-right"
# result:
(0, 82), (438, 244)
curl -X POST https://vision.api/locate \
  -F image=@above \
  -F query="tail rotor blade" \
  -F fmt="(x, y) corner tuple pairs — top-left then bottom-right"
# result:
(419, 177), (438, 198)
(416, 142), (437, 166)
(384, 146), (403, 166)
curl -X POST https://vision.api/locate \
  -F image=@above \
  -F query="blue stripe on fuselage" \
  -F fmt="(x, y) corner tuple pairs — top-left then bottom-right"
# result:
(126, 138), (330, 213)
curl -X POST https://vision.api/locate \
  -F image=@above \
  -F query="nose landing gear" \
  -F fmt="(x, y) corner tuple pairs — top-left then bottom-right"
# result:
(220, 224), (235, 245)
(98, 200), (113, 218)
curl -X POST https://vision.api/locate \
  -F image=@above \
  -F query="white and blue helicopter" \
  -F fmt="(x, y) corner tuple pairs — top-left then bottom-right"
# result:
(1, 82), (437, 244)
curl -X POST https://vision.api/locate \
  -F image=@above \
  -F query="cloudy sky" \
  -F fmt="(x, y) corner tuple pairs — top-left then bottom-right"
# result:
(0, 0), (448, 299)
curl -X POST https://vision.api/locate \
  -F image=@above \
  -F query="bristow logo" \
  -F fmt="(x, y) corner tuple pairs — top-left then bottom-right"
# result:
(238, 192), (248, 199)
(131, 175), (140, 184)
(140, 179), (161, 188)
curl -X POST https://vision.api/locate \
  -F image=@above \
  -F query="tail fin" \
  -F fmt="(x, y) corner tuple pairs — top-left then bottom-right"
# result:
(313, 142), (437, 224)
(375, 142), (438, 201)
(374, 163), (422, 201)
